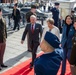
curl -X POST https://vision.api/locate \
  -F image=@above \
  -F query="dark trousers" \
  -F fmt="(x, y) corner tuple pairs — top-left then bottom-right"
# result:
(61, 47), (72, 75)
(13, 20), (20, 30)
(0, 43), (6, 65)
(30, 41), (39, 65)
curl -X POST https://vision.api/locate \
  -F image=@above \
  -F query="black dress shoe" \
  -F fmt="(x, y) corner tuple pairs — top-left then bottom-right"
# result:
(17, 29), (20, 31)
(30, 62), (32, 65)
(30, 62), (33, 69)
(1, 64), (8, 68)
(28, 50), (32, 52)
(30, 62), (34, 65)
(30, 65), (33, 69)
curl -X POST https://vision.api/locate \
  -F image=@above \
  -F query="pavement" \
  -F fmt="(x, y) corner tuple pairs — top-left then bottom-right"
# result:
(0, 20), (46, 74)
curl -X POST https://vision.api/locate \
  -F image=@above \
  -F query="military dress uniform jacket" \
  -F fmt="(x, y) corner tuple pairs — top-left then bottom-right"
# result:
(0, 18), (7, 43)
(34, 48), (63, 75)
(50, 7), (59, 26)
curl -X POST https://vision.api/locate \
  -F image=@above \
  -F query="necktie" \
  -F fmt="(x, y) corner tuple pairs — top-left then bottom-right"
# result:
(32, 25), (34, 34)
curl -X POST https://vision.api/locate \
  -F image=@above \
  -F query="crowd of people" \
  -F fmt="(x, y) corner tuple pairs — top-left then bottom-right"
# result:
(0, 2), (76, 75)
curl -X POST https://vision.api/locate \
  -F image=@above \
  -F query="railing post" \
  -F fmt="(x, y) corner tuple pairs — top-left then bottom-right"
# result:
(41, 18), (44, 25)
(8, 15), (11, 27)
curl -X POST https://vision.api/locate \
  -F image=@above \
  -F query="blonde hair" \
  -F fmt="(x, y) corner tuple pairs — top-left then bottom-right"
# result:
(47, 18), (54, 25)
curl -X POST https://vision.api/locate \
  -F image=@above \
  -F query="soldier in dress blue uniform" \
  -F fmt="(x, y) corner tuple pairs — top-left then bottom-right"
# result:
(50, 2), (60, 27)
(34, 31), (63, 75)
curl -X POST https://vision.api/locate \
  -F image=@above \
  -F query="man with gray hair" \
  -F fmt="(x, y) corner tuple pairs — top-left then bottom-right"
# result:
(25, 5), (36, 52)
(21, 15), (43, 69)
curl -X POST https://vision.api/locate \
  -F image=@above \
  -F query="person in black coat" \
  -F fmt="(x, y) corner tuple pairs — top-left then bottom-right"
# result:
(11, 3), (21, 30)
(34, 31), (63, 75)
(25, 5), (36, 23)
(21, 15), (43, 69)
(69, 21), (76, 75)
(50, 2), (60, 27)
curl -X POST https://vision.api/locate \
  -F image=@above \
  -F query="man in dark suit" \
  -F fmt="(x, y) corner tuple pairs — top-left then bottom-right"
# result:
(11, 3), (21, 30)
(21, 15), (43, 68)
(34, 31), (63, 75)
(25, 5), (36, 52)
(50, 2), (60, 27)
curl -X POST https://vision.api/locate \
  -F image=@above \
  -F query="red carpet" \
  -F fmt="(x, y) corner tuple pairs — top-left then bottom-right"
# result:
(1, 52), (71, 75)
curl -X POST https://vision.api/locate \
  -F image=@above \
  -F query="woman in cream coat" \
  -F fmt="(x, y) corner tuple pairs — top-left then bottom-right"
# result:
(42, 18), (60, 41)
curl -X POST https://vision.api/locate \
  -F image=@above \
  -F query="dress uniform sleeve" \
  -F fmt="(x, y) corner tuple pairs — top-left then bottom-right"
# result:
(22, 24), (28, 41)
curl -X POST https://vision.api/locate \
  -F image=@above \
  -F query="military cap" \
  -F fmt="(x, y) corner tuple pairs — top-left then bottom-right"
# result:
(44, 31), (60, 48)
(54, 2), (60, 6)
